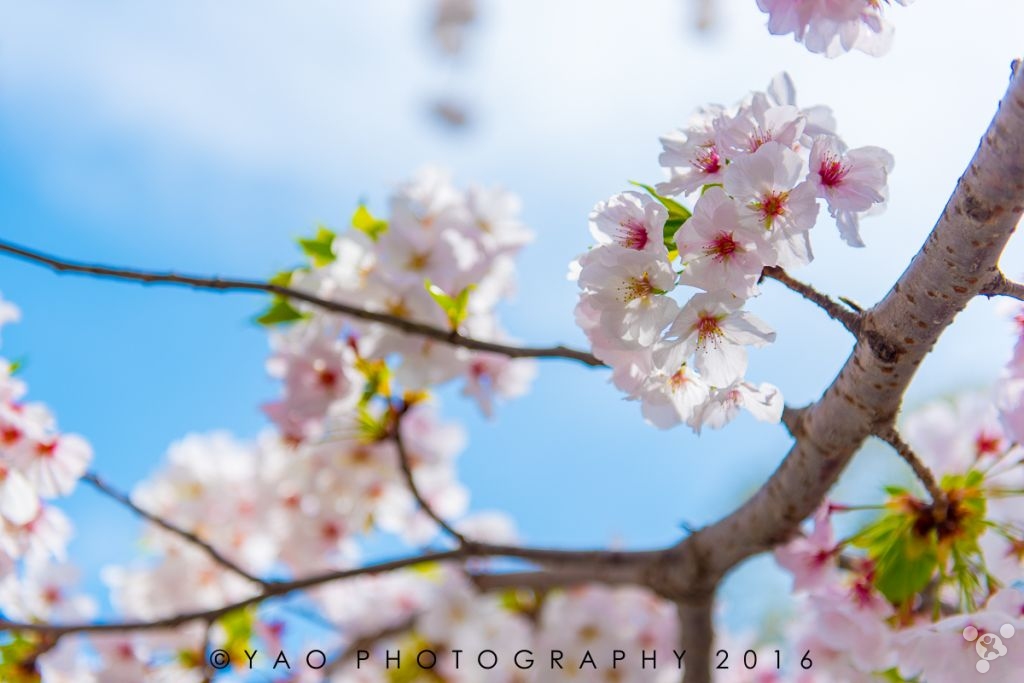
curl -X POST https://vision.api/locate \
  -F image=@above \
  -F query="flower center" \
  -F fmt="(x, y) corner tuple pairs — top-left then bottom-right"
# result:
(818, 154), (849, 187)
(696, 313), (724, 346)
(693, 143), (721, 175)
(752, 191), (789, 228)
(704, 232), (740, 262)
(620, 273), (655, 303)
(616, 218), (650, 251)
(748, 127), (773, 153)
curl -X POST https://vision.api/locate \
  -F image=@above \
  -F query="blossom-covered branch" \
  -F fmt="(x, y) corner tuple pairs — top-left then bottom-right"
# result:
(0, 239), (603, 367)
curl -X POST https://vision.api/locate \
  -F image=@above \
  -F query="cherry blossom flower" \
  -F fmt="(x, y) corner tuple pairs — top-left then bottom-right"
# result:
(589, 191), (670, 258)
(639, 343), (711, 429)
(666, 292), (776, 386)
(807, 135), (894, 247)
(724, 141), (820, 268)
(675, 187), (769, 298)
(657, 106), (729, 196)
(758, 0), (911, 58)
(775, 503), (840, 592)
(577, 249), (679, 347)
(693, 380), (783, 432)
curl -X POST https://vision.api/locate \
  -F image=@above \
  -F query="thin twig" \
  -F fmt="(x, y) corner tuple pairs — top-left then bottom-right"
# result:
(83, 472), (266, 587)
(761, 266), (862, 334)
(392, 411), (469, 546)
(875, 428), (947, 508)
(0, 239), (603, 367)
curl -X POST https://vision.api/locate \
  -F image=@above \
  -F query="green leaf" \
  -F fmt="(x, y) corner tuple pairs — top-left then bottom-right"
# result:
(218, 607), (256, 660)
(352, 204), (388, 241)
(425, 279), (475, 330)
(853, 502), (937, 605)
(7, 357), (27, 375)
(297, 225), (337, 267)
(629, 181), (692, 249)
(254, 298), (309, 326)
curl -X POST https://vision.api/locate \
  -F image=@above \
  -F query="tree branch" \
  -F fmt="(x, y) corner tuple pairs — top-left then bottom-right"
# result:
(678, 597), (713, 683)
(392, 409), (469, 546)
(82, 472), (266, 587)
(0, 239), (603, 367)
(981, 270), (1024, 300)
(875, 427), (947, 507)
(0, 544), (657, 636)
(761, 266), (862, 334)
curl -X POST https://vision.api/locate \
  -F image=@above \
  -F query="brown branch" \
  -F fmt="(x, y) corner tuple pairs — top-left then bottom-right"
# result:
(678, 597), (713, 683)
(875, 427), (947, 507)
(82, 472), (266, 587)
(761, 266), (862, 334)
(392, 410), (469, 546)
(980, 271), (1024, 300)
(0, 239), (603, 367)
(468, 569), (639, 592)
(0, 544), (656, 636)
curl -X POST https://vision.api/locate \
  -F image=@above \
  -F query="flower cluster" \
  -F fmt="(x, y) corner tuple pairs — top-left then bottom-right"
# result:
(757, 0), (913, 57)
(264, 167), (536, 443)
(572, 73), (893, 431)
(0, 294), (91, 597)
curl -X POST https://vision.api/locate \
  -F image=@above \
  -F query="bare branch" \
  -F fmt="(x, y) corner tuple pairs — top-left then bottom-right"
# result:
(392, 409), (469, 545)
(875, 427), (947, 507)
(761, 266), (862, 334)
(469, 569), (638, 592)
(0, 544), (656, 636)
(0, 239), (603, 367)
(82, 472), (266, 587)
(981, 271), (1024, 300)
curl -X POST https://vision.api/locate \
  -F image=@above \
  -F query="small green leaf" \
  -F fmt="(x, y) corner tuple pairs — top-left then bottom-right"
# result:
(853, 500), (937, 605)
(352, 204), (388, 241)
(425, 279), (475, 330)
(7, 357), (27, 375)
(629, 181), (692, 249)
(297, 225), (337, 267)
(255, 298), (309, 326)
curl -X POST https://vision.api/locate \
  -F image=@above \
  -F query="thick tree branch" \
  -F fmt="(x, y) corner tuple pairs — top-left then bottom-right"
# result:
(82, 472), (266, 587)
(678, 597), (713, 683)
(0, 239), (603, 367)
(761, 266), (862, 334)
(468, 569), (639, 592)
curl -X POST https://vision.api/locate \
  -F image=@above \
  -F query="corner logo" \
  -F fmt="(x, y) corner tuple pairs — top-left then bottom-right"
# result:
(963, 624), (1015, 674)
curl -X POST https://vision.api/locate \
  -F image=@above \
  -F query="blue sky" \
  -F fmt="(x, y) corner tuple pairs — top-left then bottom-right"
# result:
(2, 0), (1024, 631)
